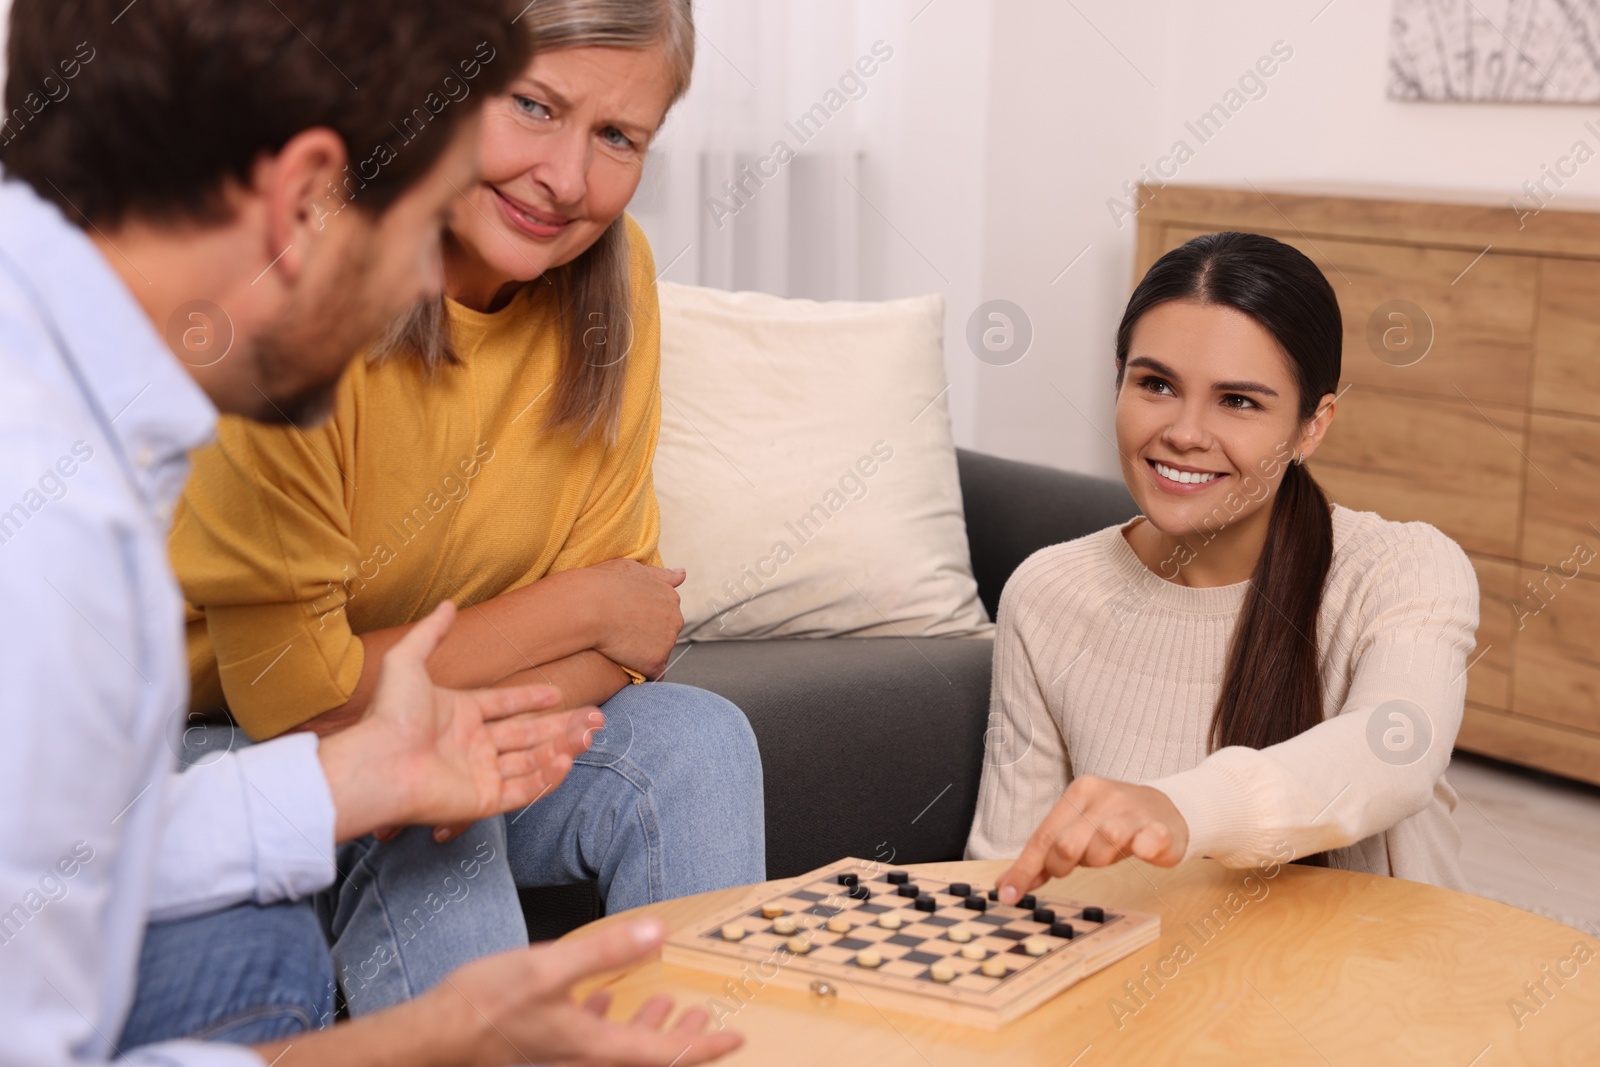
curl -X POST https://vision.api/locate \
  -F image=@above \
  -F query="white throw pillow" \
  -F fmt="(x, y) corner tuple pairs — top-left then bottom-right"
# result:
(653, 282), (993, 641)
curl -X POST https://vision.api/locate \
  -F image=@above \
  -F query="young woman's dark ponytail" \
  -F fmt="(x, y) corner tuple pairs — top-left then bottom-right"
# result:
(1215, 457), (1333, 751)
(1116, 233), (1342, 863)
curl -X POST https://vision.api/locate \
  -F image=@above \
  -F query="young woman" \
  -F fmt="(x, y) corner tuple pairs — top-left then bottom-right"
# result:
(967, 232), (1479, 901)
(170, 0), (766, 1014)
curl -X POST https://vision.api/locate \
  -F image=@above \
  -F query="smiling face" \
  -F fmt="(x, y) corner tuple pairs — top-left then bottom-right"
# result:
(1115, 299), (1336, 572)
(444, 44), (678, 311)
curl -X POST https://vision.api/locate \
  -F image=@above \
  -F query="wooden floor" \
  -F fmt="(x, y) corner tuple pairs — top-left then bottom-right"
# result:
(1450, 752), (1600, 936)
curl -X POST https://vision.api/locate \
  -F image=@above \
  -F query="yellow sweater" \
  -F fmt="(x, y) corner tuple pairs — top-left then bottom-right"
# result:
(172, 217), (663, 740)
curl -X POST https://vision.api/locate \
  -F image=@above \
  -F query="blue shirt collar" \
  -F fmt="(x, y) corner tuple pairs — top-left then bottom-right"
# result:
(0, 177), (216, 513)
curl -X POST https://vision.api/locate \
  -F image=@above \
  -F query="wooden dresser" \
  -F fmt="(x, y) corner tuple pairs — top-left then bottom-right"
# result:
(1134, 184), (1600, 786)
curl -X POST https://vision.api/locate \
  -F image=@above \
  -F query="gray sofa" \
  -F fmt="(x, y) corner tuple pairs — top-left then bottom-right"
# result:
(520, 449), (1138, 940)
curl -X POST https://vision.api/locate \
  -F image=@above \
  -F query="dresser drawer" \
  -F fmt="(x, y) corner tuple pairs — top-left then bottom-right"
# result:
(1155, 226), (1537, 408)
(1311, 387), (1525, 560)
(1513, 569), (1600, 734)
(1533, 258), (1600, 419)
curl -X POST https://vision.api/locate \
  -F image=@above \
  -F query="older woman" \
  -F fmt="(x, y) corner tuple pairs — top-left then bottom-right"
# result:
(171, 0), (766, 1014)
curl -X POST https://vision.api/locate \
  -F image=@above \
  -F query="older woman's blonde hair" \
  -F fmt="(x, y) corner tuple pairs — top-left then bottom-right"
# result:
(379, 0), (695, 443)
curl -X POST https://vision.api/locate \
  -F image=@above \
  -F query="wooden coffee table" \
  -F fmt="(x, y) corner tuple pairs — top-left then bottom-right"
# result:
(570, 859), (1600, 1065)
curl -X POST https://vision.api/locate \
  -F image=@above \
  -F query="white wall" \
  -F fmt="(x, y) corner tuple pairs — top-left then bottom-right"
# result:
(1160, 0), (1600, 197)
(854, 0), (995, 446)
(972, 0), (1173, 478)
(978, 0), (1600, 478)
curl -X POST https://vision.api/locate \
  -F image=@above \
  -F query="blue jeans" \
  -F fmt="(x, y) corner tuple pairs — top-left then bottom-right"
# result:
(326, 682), (766, 1014)
(119, 900), (334, 1048)
(123, 682), (765, 1030)
(323, 815), (526, 1015)
(504, 681), (768, 910)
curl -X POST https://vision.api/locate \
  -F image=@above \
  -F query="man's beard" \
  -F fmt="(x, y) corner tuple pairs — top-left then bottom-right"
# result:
(248, 342), (342, 428)
(247, 242), (392, 429)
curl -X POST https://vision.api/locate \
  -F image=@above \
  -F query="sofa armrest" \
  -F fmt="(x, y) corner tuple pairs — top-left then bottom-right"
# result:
(957, 449), (1139, 620)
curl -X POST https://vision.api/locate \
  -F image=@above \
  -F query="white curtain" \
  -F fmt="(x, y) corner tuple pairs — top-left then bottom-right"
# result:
(631, 0), (897, 301)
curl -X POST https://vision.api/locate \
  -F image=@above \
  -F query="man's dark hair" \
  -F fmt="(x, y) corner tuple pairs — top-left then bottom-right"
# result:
(0, 0), (531, 227)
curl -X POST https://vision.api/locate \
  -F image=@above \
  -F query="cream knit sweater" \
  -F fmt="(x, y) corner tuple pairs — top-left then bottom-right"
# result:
(965, 506), (1479, 890)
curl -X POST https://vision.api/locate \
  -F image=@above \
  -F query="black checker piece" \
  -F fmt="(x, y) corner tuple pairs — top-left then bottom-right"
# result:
(991, 928), (1028, 941)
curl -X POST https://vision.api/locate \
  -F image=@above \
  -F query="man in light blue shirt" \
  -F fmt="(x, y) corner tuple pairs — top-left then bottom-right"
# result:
(0, 1), (740, 1064)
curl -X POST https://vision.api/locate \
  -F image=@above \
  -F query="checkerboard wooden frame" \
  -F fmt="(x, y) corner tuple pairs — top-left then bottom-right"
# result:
(662, 857), (1159, 1030)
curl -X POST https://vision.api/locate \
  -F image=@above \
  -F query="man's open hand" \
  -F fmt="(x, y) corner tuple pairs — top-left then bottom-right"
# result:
(319, 601), (601, 843)
(432, 918), (744, 1067)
